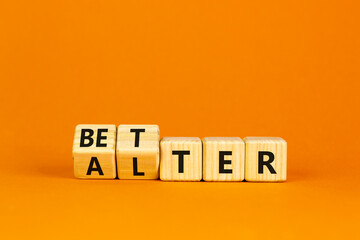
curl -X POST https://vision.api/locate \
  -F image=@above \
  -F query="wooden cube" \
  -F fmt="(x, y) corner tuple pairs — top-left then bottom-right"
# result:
(244, 137), (287, 182)
(202, 137), (245, 181)
(160, 137), (202, 181)
(73, 124), (117, 179)
(116, 125), (160, 179)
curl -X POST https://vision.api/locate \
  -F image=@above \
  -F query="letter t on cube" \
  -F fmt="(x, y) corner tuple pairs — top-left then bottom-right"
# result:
(160, 137), (202, 181)
(116, 125), (160, 179)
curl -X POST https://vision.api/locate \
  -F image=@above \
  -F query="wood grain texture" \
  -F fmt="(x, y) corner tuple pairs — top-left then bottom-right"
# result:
(73, 124), (116, 179)
(160, 137), (202, 181)
(244, 137), (287, 182)
(116, 124), (160, 179)
(203, 137), (244, 181)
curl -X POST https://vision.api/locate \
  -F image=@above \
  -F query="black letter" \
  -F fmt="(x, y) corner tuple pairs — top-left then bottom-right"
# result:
(133, 157), (145, 176)
(86, 157), (104, 175)
(96, 129), (108, 147)
(219, 151), (232, 174)
(258, 151), (277, 174)
(80, 129), (94, 147)
(130, 129), (145, 147)
(172, 150), (190, 173)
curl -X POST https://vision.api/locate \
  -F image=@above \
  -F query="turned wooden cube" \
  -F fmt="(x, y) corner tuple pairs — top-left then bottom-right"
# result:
(160, 137), (202, 181)
(244, 137), (287, 182)
(202, 137), (245, 181)
(73, 124), (117, 179)
(116, 125), (160, 179)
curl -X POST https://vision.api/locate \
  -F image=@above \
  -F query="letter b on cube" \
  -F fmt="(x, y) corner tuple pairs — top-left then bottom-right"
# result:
(73, 124), (117, 179)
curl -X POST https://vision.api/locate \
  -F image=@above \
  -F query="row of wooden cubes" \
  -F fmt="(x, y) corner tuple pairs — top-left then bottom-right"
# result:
(73, 124), (287, 182)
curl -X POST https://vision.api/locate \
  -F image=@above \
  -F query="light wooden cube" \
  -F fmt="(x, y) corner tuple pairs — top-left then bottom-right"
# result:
(160, 137), (202, 181)
(202, 137), (245, 181)
(73, 124), (117, 179)
(244, 137), (287, 182)
(116, 125), (160, 179)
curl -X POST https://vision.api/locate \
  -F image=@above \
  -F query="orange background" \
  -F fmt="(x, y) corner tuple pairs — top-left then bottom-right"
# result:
(1, 1), (359, 239)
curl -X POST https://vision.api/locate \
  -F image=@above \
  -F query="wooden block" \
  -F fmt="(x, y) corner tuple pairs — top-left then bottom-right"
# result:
(73, 124), (117, 179)
(202, 137), (245, 181)
(116, 125), (160, 179)
(244, 137), (287, 182)
(160, 137), (202, 181)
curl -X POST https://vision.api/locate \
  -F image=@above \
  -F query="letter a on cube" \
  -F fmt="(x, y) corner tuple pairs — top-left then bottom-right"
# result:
(160, 137), (202, 181)
(73, 124), (117, 179)
(244, 137), (287, 182)
(116, 125), (160, 179)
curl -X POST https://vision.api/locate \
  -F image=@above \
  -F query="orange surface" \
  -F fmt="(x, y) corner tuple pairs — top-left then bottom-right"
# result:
(1, 1), (359, 239)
